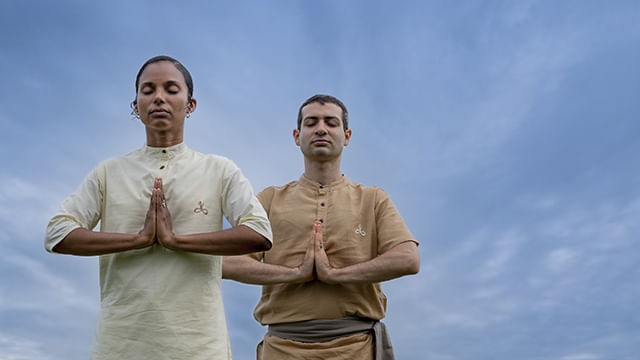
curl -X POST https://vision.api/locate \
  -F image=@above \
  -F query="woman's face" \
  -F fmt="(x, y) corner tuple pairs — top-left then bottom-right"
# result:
(134, 61), (195, 135)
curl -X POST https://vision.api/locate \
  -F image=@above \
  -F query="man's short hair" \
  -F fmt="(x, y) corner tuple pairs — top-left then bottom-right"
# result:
(297, 94), (349, 131)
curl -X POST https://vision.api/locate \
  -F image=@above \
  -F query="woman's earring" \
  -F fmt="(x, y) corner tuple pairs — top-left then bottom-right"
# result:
(130, 102), (140, 119)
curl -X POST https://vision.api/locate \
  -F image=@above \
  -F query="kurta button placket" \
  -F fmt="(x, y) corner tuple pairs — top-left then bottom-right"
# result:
(159, 150), (172, 171)
(317, 185), (328, 225)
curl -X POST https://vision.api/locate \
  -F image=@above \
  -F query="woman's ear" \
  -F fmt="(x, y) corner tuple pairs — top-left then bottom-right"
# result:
(132, 100), (139, 117)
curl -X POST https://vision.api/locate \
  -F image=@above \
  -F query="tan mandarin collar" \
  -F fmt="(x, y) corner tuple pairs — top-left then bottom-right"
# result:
(298, 174), (349, 191)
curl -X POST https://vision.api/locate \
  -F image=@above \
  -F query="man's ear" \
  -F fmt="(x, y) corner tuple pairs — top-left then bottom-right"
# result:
(344, 129), (352, 146)
(293, 129), (301, 146)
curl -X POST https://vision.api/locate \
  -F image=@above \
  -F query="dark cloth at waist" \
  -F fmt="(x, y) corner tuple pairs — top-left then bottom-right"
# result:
(267, 316), (395, 360)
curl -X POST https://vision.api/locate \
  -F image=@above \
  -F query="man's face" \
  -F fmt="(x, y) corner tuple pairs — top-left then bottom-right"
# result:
(294, 102), (352, 161)
(134, 61), (195, 135)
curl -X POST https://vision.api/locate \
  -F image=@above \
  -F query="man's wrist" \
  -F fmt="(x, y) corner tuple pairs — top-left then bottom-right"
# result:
(323, 266), (342, 284)
(293, 266), (308, 283)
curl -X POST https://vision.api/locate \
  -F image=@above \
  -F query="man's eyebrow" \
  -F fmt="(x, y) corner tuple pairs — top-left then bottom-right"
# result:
(304, 115), (339, 120)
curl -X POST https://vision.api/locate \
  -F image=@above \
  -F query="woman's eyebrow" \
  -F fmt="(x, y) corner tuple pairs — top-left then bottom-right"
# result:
(140, 80), (181, 87)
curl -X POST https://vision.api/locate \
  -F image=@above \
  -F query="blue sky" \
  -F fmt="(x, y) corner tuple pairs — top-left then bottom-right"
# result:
(1, 1), (639, 359)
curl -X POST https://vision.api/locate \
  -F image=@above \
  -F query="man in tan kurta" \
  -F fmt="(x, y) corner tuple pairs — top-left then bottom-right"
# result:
(223, 94), (420, 360)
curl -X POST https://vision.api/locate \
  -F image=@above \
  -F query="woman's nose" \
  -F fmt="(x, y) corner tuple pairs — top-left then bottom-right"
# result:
(153, 90), (166, 104)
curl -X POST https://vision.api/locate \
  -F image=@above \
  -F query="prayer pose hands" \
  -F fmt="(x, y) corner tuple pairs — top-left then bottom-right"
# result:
(139, 178), (176, 248)
(296, 221), (339, 284)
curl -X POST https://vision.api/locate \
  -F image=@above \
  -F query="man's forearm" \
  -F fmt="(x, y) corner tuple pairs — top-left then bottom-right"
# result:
(222, 255), (308, 284)
(324, 241), (420, 284)
(169, 225), (272, 256)
(53, 228), (152, 256)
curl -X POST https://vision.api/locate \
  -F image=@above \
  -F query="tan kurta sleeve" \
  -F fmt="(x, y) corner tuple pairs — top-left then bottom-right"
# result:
(374, 187), (418, 254)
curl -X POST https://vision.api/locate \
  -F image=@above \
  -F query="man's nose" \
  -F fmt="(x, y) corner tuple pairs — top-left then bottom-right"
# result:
(314, 122), (328, 134)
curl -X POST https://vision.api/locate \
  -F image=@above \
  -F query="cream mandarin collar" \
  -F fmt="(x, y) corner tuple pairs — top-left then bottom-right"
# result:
(298, 174), (348, 190)
(143, 142), (187, 158)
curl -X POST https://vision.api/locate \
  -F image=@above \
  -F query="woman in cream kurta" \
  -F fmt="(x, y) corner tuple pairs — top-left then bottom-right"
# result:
(45, 56), (272, 360)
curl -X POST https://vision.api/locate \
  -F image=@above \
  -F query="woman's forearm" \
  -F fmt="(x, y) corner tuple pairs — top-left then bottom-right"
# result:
(53, 228), (154, 256)
(168, 225), (272, 255)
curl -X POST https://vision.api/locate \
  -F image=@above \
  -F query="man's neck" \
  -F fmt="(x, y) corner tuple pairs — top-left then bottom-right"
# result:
(303, 158), (342, 185)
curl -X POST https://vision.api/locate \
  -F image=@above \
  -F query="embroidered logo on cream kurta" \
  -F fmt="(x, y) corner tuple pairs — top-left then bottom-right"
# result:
(355, 224), (366, 236)
(194, 201), (209, 215)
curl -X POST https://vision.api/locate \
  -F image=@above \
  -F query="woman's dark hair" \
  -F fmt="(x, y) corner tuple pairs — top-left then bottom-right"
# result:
(134, 55), (194, 101)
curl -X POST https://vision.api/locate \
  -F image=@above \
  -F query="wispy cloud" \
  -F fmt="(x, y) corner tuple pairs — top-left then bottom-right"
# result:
(0, 333), (52, 360)
(436, 22), (591, 178)
(558, 353), (602, 360)
(0, 251), (95, 312)
(544, 247), (579, 272)
(0, 175), (65, 240)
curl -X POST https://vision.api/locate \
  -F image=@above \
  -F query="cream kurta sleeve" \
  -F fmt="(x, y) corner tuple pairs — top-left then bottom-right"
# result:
(45, 164), (104, 253)
(220, 159), (273, 243)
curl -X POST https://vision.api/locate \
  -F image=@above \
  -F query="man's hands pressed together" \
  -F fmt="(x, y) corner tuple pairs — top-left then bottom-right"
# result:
(294, 220), (338, 284)
(292, 220), (421, 285)
(313, 221), (339, 285)
(294, 221), (316, 283)
(223, 218), (419, 285)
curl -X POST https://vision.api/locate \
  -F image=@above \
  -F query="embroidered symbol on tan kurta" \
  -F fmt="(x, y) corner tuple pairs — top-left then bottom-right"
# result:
(355, 224), (366, 236)
(194, 201), (209, 215)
